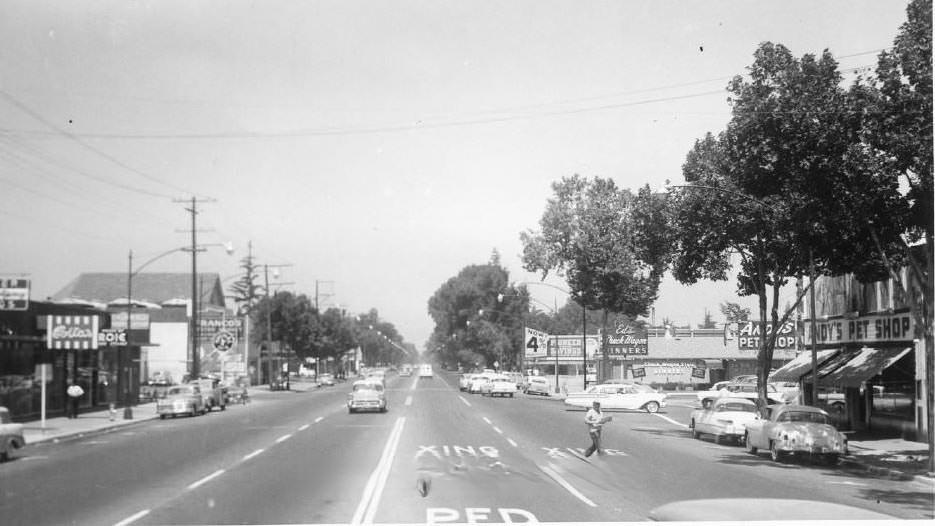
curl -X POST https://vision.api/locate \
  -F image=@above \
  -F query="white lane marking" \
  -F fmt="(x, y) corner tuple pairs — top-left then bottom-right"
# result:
(298, 424), (310, 431)
(315, 416), (324, 423)
(652, 413), (688, 428)
(351, 417), (407, 525)
(242, 449), (265, 461)
(539, 464), (597, 507)
(113, 509), (150, 526)
(187, 469), (226, 490)
(410, 378), (419, 391)
(493, 426), (503, 434)
(458, 396), (472, 407)
(405, 395), (413, 406)
(508, 438), (518, 448)
(276, 433), (293, 443)
(483, 417), (492, 425)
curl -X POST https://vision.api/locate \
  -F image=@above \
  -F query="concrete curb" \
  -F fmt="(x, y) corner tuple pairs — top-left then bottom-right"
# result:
(27, 413), (160, 446)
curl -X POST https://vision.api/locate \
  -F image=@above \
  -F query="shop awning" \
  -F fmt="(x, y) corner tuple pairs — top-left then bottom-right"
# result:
(703, 359), (724, 370)
(817, 348), (862, 377)
(822, 347), (912, 388)
(769, 349), (839, 382)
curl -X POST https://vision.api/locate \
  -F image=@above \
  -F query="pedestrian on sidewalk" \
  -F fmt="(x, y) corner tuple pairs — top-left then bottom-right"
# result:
(584, 400), (611, 457)
(66, 380), (84, 419)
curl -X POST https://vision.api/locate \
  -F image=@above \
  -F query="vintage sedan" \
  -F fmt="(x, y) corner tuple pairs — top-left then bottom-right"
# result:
(347, 380), (387, 413)
(468, 374), (494, 394)
(564, 383), (667, 413)
(689, 397), (760, 444)
(458, 373), (475, 391)
(485, 375), (517, 397)
(156, 385), (207, 418)
(0, 406), (25, 461)
(524, 376), (551, 396)
(744, 404), (848, 464)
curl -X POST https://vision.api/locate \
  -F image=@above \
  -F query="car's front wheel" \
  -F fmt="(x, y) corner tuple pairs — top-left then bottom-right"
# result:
(770, 441), (785, 462)
(644, 401), (660, 413)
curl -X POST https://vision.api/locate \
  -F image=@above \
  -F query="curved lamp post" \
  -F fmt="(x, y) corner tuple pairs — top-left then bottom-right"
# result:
(122, 242), (233, 419)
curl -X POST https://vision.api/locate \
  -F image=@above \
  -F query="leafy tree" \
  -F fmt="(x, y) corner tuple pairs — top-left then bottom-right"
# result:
(852, 0), (933, 469)
(426, 262), (526, 370)
(228, 244), (262, 315)
(355, 309), (404, 366)
(669, 42), (907, 412)
(698, 309), (717, 329)
(521, 176), (671, 381)
(252, 291), (319, 362)
(719, 301), (751, 323)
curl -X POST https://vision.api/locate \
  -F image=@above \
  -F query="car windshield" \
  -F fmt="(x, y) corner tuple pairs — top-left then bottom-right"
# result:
(353, 383), (383, 392)
(167, 387), (192, 396)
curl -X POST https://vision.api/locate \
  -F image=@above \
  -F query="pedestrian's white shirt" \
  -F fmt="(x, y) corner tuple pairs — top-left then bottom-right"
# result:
(585, 407), (603, 430)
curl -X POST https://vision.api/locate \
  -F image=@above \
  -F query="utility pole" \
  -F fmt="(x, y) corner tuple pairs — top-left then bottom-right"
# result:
(174, 196), (215, 380)
(261, 263), (293, 388)
(243, 241), (254, 385)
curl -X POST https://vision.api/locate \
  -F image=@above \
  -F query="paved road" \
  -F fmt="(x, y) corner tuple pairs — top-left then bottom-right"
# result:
(1, 371), (931, 525)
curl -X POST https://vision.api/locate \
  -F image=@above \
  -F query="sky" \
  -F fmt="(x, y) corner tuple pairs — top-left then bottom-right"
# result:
(0, 0), (912, 349)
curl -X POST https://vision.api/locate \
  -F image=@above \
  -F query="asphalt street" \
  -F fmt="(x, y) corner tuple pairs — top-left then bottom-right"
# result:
(1, 370), (932, 525)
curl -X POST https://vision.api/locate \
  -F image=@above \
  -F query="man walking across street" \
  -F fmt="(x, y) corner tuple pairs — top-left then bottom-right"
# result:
(584, 400), (610, 457)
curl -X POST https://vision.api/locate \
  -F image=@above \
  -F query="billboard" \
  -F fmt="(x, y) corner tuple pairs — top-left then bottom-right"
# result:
(604, 321), (648, 356)
(0, 278), (29, 310)
(737, 321), (800, 350)
(47, 315), (99, 350)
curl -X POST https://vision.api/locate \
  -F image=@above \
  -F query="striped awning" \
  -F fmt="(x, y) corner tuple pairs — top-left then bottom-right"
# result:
(769, 349), (839, 382)
(822, 347), (912, 388)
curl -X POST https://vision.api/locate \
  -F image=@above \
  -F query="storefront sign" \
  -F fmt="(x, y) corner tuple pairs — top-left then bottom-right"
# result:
(631, 367), (645, 378)
(47, 315), (99, 350)
(544, 335), (600, 359)
(98, 328), (127, 346)
(0, 278), (29, 310)
(110, 312), (150, 330)
(605, 321), (648, 356)
(524, 327), (550, 358)
(691, 367), (706, 379)
(737, 321), (800, 350)
(806, 312), (915, 345)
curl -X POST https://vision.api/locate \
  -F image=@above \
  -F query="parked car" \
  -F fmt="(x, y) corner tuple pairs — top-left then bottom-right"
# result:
(700, 382), (791, 405)
(744, 404), (848, 464)
(468, 374), (493, 394)
(689, 397), (760, 444)
(564, 383), (667, 413)
(458, 373), (475, 391)
(319, 373), (336, 386)
(485, 375), (517, 397)
(523, 376), (551, 396)
(695, 381), (733, 403)
(0, 406), (25, 461)
(189, 378), (227, 411)
(347, 380), (387, 413)
(157, 384), (207, 418)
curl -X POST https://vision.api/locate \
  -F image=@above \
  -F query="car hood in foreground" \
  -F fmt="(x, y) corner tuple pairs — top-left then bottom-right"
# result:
(649, 498), (893, 521)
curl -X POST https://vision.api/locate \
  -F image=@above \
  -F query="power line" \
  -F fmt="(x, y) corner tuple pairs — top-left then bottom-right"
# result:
(0, 89), (194, 197)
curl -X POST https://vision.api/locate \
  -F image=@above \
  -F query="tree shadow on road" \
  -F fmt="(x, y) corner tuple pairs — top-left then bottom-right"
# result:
(855, 487), (935, 517)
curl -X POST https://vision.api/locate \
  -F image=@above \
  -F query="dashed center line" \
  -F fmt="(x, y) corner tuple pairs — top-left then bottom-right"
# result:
(276, 433), (293, 443)
(405, 395), (413, 406)
(298, 424), (310, 431)
(458, 396), (472, 407)
(187, 469), (225, 490)
(315, 416), (324, 423)
(483, 416), (492, 425)
(113, 509), (150, 526)
(508, 438), (518, 448)
(493, 426), (503, 434)
(242, 449), (265, 461)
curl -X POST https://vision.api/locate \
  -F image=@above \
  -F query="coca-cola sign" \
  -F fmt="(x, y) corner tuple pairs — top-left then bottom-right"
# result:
(46, 315), (99, 350)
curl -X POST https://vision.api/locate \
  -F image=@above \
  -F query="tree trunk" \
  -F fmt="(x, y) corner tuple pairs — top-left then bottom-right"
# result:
(925, 233), (933, 474)
(756, 257), (769, 417)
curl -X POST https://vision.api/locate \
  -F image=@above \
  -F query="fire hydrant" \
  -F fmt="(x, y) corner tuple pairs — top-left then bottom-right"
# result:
(109, 403), (117, 421)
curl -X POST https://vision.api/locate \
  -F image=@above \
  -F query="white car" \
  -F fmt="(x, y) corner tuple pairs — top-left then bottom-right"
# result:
(524, 376), (551, 396)
(468, 374), (493, 394)
(689, 397), (760, 444)
(698, 382), (790, 405)
(695, 381), (733, 403)
(564, 383), (667, 413)
(485, 375), (517, 397)
(419, 364), (433, 378)
(458, 373), (475, 391)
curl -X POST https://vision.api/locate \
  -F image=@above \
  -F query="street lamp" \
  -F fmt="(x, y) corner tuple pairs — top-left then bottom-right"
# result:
(124, 242), (234, 419)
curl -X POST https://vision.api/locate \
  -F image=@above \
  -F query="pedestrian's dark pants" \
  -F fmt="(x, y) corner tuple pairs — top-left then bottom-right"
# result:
(584, 428), (602, 457)
(68, 398), (79, 418)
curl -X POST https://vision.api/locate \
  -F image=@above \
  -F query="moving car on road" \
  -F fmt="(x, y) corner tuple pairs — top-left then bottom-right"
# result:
(0, 406), (25, 461)
(347, 379), (387, 413)
(458, 373), (475, 391)
(523, 376), (551, 396)
(744, 404), (848, 464)
(399, 364), (413, 377)
(318, 373), (336, 386)
(157, 384), (207, 418)
(689, 397), (759, 444)
(419, 364), (433, 378)
(564, 382), (667, 413)
(189, 377), (227, 411)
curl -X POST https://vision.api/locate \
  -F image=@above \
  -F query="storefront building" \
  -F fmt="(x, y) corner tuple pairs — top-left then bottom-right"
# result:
(771, 267), (925, 438)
